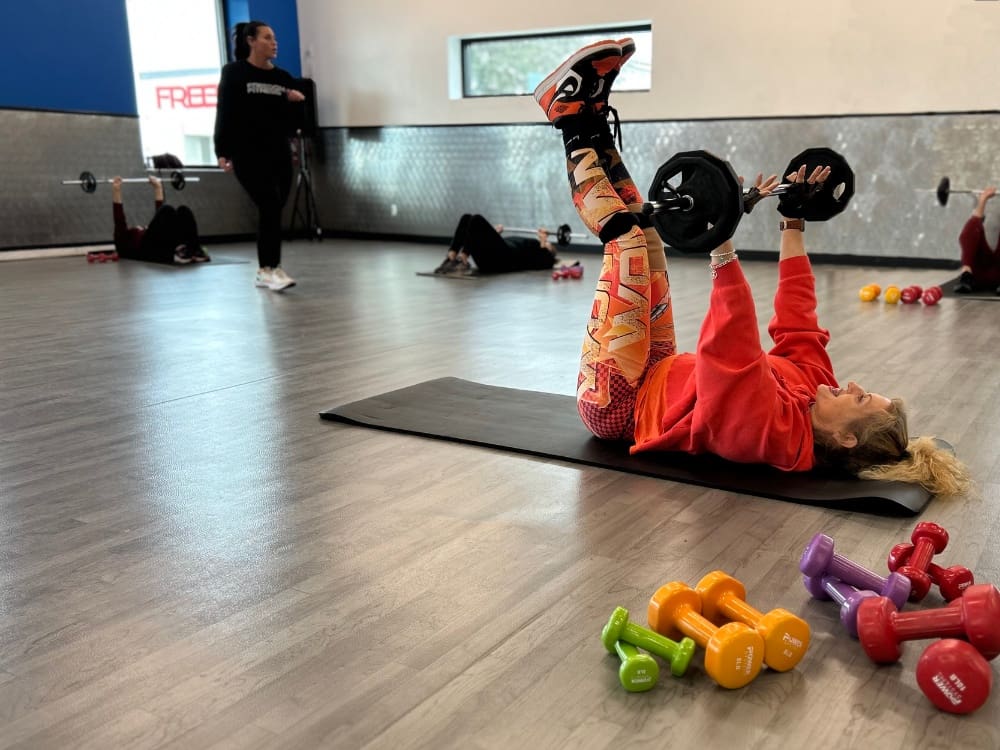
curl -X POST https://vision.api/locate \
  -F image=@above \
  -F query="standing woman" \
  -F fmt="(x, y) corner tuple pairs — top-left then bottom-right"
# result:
(214, 20), (305, 291)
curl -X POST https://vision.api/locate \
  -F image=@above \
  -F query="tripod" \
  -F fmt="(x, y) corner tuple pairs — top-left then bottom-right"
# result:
(289, 130), (323, 240)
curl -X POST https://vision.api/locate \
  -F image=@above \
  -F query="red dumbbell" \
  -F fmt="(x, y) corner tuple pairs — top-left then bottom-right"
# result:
(551, 262), (583, 281)
(856, 583), (1000, 664)
(922, 285), (942, 305)
(900, 285), (923, 304)
(887, 522), (949, 602)
(917, 639), (993, 715)
(888, 543), (974, 602)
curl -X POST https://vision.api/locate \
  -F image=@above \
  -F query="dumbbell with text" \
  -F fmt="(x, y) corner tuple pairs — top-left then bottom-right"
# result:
(648, 582), (764, 688)
(917, 639), (993, 714)
(696, 571), (810, 671)
(602, 606), (697, 686)
(856, 583), (1000, 664)
(799, 532), (911, 608)
(888, 543), (974, 602)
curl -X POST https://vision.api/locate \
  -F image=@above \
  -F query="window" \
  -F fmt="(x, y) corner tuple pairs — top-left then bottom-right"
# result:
(460, 24), (652, 99)
(124, 0), (228, 167)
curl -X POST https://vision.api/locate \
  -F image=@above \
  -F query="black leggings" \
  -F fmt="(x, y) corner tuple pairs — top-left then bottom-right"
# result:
(450, 214), (555, 274)
(138, 205), (201, 264)
(233, 146), (293, 268)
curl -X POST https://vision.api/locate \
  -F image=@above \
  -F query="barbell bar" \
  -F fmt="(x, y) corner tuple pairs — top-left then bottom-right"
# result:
(501, 223), (584, 247)
(931, 176), (994, 207)
(146, 167), (222, 174)
(643, 147), (855, 253)
(61, 170), (198, 194)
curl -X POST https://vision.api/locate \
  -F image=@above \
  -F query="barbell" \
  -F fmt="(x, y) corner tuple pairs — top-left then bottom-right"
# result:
(932, 177), (993, 207)
(643, 147), (856, 253)
(61, 170), (198, 194)
(501, 223), (583, 247)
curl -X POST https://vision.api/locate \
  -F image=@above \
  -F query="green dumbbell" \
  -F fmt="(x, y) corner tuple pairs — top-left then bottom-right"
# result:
(601, 605), (697, 677)
(611, 640), (659, 692)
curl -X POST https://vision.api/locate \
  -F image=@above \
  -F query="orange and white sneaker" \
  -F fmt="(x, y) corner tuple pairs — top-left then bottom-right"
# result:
(533, 40), (622, 127)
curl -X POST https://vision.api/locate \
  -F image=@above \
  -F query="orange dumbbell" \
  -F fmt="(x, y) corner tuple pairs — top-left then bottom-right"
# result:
(648, 581), (765, 688)
(696, 571), (811, 672)
(859, 284), (879, 302)
(883, 285), (901, 304)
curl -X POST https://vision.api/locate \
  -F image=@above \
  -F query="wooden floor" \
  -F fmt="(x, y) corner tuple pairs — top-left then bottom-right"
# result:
(2, 239), (998, 749)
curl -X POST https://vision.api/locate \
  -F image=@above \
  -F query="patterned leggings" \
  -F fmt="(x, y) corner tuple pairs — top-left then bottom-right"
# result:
(571, 143), (677, 440)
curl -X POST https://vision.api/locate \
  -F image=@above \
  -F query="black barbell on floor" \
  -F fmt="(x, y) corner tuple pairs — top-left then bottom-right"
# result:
(932, 177), (993, 207)
(642, 147), (855, 253)
(61, 170), (198, 194)
(501, 223), (584, 247)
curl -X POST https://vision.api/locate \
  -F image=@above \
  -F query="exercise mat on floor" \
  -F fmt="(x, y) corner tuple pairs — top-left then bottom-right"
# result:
(320, 377), (940, 516)
(938, 275), (1000, 300)
(415, 270), (481, 280)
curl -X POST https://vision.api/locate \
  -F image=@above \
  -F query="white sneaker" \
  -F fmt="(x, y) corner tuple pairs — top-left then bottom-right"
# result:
(255, 267), (274, 288)
(269, 267), (296, 291)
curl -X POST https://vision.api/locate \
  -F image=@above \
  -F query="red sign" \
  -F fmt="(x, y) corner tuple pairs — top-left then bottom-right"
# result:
(155, 85), (218, 109)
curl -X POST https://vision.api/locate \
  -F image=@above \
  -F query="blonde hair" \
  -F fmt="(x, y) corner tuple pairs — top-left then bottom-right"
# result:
(813, 399), (972, 497)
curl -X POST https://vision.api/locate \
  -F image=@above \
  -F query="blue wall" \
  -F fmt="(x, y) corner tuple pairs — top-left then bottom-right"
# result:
(8, 0), (137, 115)
(6, 0), (302, 115)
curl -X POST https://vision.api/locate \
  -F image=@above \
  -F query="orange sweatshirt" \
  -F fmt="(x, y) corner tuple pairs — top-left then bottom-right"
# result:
(632, 255), (837, 472)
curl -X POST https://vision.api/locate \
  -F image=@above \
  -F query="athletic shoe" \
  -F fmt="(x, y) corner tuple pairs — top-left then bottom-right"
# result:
(188, 246), (211, 263)
(173, 246), (192, 264)
(270, 267), (296, 291)
(255, 267), (274, 288)
(954, 270), (973, 294)
(597, 37), (635, 111)
(534, 40), (622, 126)
(434, 257), (458, 274)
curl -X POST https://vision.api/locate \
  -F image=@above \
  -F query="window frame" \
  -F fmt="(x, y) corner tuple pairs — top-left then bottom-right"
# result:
(458, 22), (652, 100)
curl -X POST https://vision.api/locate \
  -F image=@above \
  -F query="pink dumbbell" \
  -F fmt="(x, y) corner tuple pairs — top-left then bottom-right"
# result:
(888, 543), (974, 602)
(856, 583), (1000, 664)
(802, 574), (878, 637)
(799, 532), (911, 609)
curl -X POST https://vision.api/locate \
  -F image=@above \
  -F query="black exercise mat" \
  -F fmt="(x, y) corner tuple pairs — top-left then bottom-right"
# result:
(320, 377), (938, 516)
(416, 270), (481, 280)
(939, 275), (1000, 300)
(121, 255), (249, 268)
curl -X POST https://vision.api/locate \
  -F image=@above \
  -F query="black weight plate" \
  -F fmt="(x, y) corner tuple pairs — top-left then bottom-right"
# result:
(80, 171), (98, 194)
(556, 224), (573, 246)
(647, 150), (743, 253)
(782, 147), (855, 221)
(937, 176), (950, 207)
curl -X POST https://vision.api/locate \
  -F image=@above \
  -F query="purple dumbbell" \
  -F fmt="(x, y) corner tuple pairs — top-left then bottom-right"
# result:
(803, 574), (879, 637)
(800, 533), (911, 609)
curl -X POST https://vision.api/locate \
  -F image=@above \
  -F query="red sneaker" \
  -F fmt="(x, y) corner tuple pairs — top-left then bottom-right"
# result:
(533, 40), (622, 126)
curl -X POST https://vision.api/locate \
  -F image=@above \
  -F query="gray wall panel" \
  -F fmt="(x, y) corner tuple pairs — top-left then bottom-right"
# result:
(5, 108), (997, 262)
(312, 112), (1000, 261)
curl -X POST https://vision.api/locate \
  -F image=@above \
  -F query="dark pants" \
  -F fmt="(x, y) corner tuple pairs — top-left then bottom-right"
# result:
(233, 145), (293, 269)
(450, 214), (556, 274)
(139, 205), (201, 263)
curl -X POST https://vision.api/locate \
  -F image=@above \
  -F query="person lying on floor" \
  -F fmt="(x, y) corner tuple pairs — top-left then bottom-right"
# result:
(954, 186), (1000, 294)
(112, 176), (210, 265)
(534, 37), (970, 495)
(434, 214), (561, 274)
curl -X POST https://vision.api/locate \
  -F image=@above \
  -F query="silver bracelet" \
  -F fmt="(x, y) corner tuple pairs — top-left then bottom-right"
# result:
(710, 252), (738, 278)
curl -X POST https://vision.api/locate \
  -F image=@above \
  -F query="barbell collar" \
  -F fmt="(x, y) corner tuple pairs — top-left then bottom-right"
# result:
(642, 196), (695, 214)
